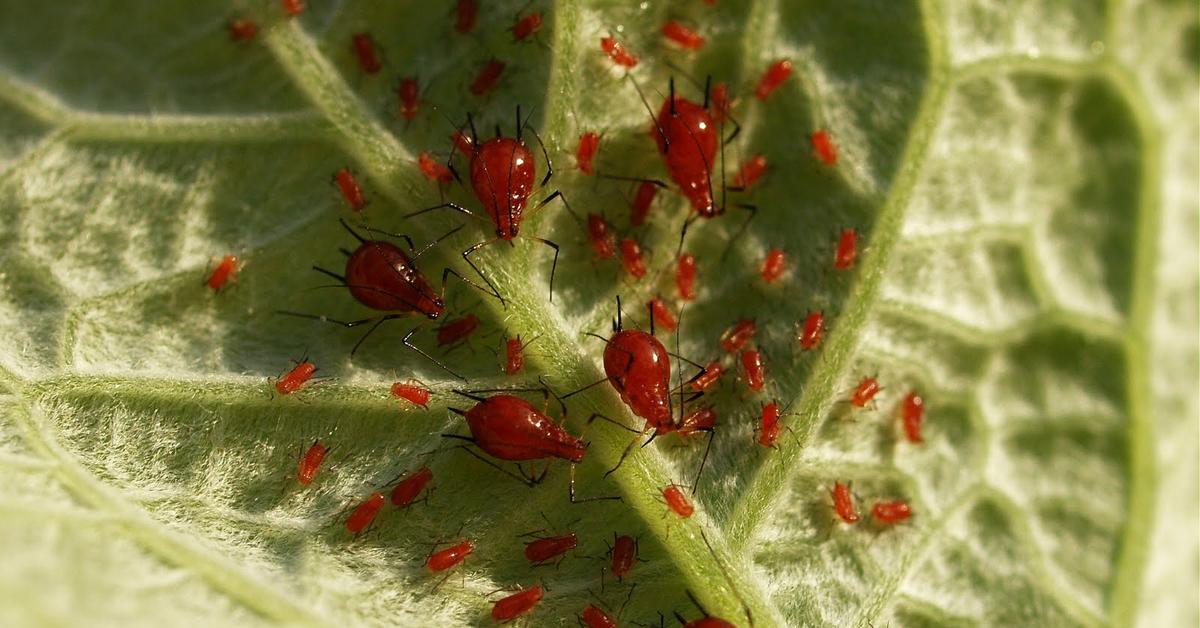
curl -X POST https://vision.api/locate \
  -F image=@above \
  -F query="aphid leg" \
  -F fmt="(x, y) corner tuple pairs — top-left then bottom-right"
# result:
(522, 117), (555, 187)
(604, 425), (655, 478)
(275, 311), (404, 356)
(688, 431), (715, 494)
(677, 213), (701, 257)
(585, 412), (642, 434)
(719, 202), (759, 261)
(568, 463), (621, 503)
(446, 443), (537, 487)
(462, 238), (506, 307)
(524, 235), (560, 302)
(402, 325), (465, 380)
(406, 200), (485, 223)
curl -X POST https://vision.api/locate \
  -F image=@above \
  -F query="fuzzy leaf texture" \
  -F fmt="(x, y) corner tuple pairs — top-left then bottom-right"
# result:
(0, 1), (1194, 627)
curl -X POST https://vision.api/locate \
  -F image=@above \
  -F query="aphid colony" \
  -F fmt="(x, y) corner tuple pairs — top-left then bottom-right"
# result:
(209, 4), (930, 624)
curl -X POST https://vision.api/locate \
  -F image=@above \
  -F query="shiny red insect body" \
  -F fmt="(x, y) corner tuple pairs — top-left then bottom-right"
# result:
(600, 36), (639, 68)
(620, 238), (647, 279)
(649, 297), (678, 332)
(798, 311), (825, 351)
(872, 500), (912, 524)
(604, 329), (672, 427)
(206, 254), (239, 292)
(427, 539), (475, 572)
(346, 492), (383, 534)
(676, 253), (697, 301)
(586, 214), (616, 259)
(470, 59), (505, 96)
(760, 247), (786, 283)
(581, 605), (618, 628)
(391, 467), (433, 507)
(391, 380), (431, 409)
(451, 129), (474, 156)
(733, 154), (768, 190)
(630, 180), (658, 226)
(719, 319), (756, 353)
(335, 167), (367, 211)
(690, 361), (723, 392)
(834, 227), (857, 270)
(296, 440), (328, 485)
(659, 406), (717, 437)
(469, 138), (535, 239)
(437, 313), (480, 347)
(755, 58), (793, 101)
(741, 349), (765, 392)
(418, 151), (453, 184)
(655, 94), (720, 217)
(351, 33), (381, 74)
(455, 0), (478, 33)
(662, 20), (705, 50)
(492, 586), (544, 622)
(275, 361), (317, 395)
(758, 402), (782, 448)
(344, 240), (443, 317)
(463, 394), (586, 463)
(524, 533), (578, 565)
(398, 77), (420, 120)
(663, 484), (695, 518)
(576, 131), (600, 175)
(227, 19), (258, 42)
(851, 377), (881, 408)
(710, 82), (731, 122)
(505, 336), (527, 375)
(831, 482), (859, 524)
(281, 0), (303, 17)
(811, 130), (838, 166)
(511, 11), (543, 40)
(900, 391), (925, 444)
(610, 534), (638, 579)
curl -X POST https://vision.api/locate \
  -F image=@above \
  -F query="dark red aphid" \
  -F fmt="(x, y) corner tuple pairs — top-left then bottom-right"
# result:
(872, 500), (912, 524)
(505, 336), (528, 375)
(690, 361), (723, 392)
(459, 394), (586, 463)
(581, 605), (618, 628)
(275, 361), (317, 395)
(649, 297), (678, 332)
(492, 586), (544, 622)
(296, 440), (328, 485)
(732, 154), (768, 190)
(741, 349), (765, 392)
(662, 20), (706, 50)
(659, 406), (717, 437)
(345, 492), (384, 534)
(427, 539), (475, 572)
(586, 214), (617, 260)
(719, 319), (756, 353)
(811, 130), (838, 166)
(418, 151), (453, 184)
(437, 313), (480, 347)
(511, 11), (543, 40)
(676, 253), (697, 301)
(469, 59), (505, 96)
(851, 377), (881, 408)
(351, 33), (382, 74)
(760, 247), (786, 283)
(391, 380), (431, 409)
(335, 167), (367, 211)
(797, 311), (825, 351)
(281, 0), (304, 17)
(451, 130), (474, 156)
(630, 180), (658, 227)
(524, 533), (578, 565)
(620, 238), (647, 279)
(390, 466), (433, 507)
(398, 77), (420, 121)
(206, 254), (239, 292)
(576, 131), (600, 175)
(227, 19), (258, 42)
(755, 58), (793, 101)
(609, 534), (638, 579)
(600, 36), (639, 68)
(454, 0), (478, 33)
(663, 484), (694, 518)
(834, 227), (857, 270)
(831, 481), (859, 524)
(710, 82), (731, 122)
(758, 401), (782, 448)
(604, 327), (672, 427)
(900, 391), (925, 444)
(654, 91), (720, 217)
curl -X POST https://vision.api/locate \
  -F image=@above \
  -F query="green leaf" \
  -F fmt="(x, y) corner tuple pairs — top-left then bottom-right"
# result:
(0, 1), (1194, 626)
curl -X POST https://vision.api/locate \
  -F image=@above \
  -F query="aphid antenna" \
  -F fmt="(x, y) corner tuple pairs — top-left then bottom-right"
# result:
(698, 529), (755, 626)
(623, 72), (669, 151)
(595, 172), (670, 188)
(718, 202), (760, 262)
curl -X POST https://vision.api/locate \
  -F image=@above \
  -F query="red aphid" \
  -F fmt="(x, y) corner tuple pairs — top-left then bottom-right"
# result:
(351, 33), (382, 74)
(524, 533), (578, 565)
(227, 19), (258, 42)
(206, 254), (239, 292)
(741, 349), (765, 392)
(755, 58), (793, 101)
(732, 154), (768, 190)
(469, 59), (505, 96)
(296, 440), (328, 485)
(345, 492), (384, 534)
(831, 481), (859, 524)
(511, 11), (543, 40)
(391, 467), (433, 507)
(610, 534), (638, 579)
(719, 319), (756, 353)
(585, 214), (617, 260)
(391, 380), (431, 409)
(676, 253), (697, 301)
(690, 361), (724, 392)
(620, 238), (647, 279)
(601, 36), (639, 68)
(418, 151), (453, 184)
(630, 180), (658, 227)
(577, 131), (600, 175)
(649, 296), (678, 332)
(451, 129), (474, 156)
(811, 130), (838, 166)
(437, 313), (480, 347)
(798, 311), (825, 351)
(834, 227), (857, 270)
(604, 328), (672, 426)
(342, 237), (443, 316)
(760, 247), (786, 283)
(335, 167), (367, 211)
(581, 605), (618, 628)
(275, 361), (317, 395)
(662, 20), (706, 50)
(455, 0), (478, 33)
(427, 539), (475, 572)
(851, 377), (881, 408)
(659, 406), (717, 437)
(710, 82), (731, 122)
(758, 401), (781, 448)
(663, 484), (695, 518)
(462, 395), (587, 463)
(505, 336), (527, 375)
(872, 500), (912, 525)
(900, 391), (925, 444)
(398, 77), (420, 120)
(281, 0), (303, 17)
(654, 93), (720, 216)
(491, 586), (544, 622)
(468, 137), (534, 240)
